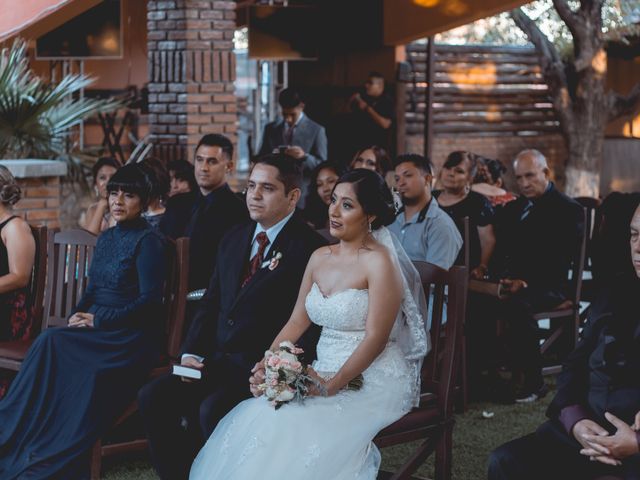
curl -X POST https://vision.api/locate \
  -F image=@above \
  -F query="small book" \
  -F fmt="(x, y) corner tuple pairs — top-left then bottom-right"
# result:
(469, 279), (508, 299)
(172, 365), (202, 380)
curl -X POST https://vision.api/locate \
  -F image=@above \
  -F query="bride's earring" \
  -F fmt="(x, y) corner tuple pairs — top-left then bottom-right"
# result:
(368, 221), (372, 234)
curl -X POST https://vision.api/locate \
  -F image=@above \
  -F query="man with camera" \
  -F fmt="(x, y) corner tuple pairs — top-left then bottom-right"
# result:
(258, 88), (327, 208)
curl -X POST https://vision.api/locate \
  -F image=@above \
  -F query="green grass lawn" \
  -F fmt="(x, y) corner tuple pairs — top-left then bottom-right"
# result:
(102, 390), (551, 480)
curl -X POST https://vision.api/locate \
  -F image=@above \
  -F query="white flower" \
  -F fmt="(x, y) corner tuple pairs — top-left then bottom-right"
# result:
(276, 389), (295, 402)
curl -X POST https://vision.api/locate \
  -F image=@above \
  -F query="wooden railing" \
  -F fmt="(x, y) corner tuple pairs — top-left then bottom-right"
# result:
(404, 43), (560, 137)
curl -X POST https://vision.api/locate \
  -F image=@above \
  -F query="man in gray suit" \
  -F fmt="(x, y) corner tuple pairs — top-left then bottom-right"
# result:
(258, 88), (327, 208)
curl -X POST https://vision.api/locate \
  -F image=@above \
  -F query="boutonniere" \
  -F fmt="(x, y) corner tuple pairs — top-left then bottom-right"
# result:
(268, 251), (283, 271)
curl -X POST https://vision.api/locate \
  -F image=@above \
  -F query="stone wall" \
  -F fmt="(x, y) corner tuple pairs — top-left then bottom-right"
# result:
(146, 0), (237, 162)
(406, 133), (568, 190)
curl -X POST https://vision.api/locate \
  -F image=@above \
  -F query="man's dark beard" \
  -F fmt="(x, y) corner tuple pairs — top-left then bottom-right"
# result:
(400, 194), (420, 207)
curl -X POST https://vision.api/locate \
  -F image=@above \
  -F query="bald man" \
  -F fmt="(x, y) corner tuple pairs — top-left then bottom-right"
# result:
(488, 149), (584, 402)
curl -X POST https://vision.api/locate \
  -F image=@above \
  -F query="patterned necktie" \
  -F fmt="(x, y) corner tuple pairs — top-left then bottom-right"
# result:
(241, 232), (270, 288)
(520, 200), (533, 221)
(284, 123), (295, 145)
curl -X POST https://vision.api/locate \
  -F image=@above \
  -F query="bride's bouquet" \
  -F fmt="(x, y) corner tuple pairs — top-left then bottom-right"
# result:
(258, 341), (312, 409)
(258, 341), (363, 410)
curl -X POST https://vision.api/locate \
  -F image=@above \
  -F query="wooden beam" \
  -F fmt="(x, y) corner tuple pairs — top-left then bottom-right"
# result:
(424, 37), (435, 160)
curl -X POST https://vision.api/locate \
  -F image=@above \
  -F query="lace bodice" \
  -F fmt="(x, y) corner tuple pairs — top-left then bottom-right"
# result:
(305, 283), (413, 400)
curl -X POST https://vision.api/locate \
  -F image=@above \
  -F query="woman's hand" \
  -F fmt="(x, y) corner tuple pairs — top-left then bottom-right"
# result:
(68, 312), (95, 328)
(306, 367), (332, 397)
(249, 359), (266, 397)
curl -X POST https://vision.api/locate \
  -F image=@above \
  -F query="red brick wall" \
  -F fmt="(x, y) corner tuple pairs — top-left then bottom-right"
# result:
(14, 176), (61, 229)
(147, 0), (237, 161)
(406, 133), (568, 191)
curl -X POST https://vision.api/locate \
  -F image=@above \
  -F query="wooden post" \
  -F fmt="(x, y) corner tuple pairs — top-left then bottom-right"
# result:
(424, 37), (435, 160)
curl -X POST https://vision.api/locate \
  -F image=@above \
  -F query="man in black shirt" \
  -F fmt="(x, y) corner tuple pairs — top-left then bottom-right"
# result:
(348, 71), (394, 153)
(160, 134), (248, 290)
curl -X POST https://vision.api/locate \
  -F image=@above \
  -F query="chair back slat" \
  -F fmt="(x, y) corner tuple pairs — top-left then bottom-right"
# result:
(165, 237), (190, 360)
(27, 226), (47, 334)
(570, 208), (588, 306)
(43, 229), (97, 329)
(412, 261), (468, 417)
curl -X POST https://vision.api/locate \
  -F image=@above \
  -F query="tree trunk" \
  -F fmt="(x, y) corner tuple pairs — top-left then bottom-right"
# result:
(564, 128), (604, 197)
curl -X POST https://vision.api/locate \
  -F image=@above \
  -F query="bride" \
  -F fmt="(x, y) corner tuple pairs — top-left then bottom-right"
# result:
(189, 168), (429, 479)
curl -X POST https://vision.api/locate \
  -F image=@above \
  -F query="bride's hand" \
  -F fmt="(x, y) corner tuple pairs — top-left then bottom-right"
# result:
(306, 367), (331, 397)
(249, 360), (266, 397)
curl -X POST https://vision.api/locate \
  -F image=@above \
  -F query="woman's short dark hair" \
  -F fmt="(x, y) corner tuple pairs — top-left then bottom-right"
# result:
(168, 159), (197, 192)
(140, 157), (170, 201)
(334, 169), (395, 230)
(254, 153), (302, 194)
(107, 164), (153, 207)
(350, 145), (392, 176)
(443, 151), (478, 179)
(483, 157), (507, 184)
(92, 157), (121, 184)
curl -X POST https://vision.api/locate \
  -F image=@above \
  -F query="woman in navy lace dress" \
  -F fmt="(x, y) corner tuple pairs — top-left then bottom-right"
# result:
(0, 164), (167, 479)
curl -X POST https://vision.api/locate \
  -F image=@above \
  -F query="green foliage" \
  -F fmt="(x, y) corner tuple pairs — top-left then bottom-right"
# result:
(0, 38), (119, 159)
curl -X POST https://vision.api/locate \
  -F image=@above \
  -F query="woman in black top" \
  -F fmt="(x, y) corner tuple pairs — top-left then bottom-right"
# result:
(434, 151), (496, 279)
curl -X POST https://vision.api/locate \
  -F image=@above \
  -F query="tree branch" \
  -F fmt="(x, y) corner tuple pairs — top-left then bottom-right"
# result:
(510, 8), (573, 127)
(608, 82), (640, 122)
(552, 0), (580, 40)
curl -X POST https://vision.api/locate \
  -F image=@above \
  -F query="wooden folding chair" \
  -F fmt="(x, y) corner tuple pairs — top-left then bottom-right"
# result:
(90, 237), (190, 479)
(0, 225), (48, 371)
(42, 228), (98, 328)
(375, 263), (468, 480)
(537, 208), (588, 375)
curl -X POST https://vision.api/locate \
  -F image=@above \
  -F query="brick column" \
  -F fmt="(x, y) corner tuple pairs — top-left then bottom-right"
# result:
(147, 1), (237, 161)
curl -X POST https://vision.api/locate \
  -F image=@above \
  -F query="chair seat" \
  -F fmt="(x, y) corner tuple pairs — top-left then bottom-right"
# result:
(0, 339), (34, 361)
(376, 405), (441, 438)
(532, 300), (574, 320)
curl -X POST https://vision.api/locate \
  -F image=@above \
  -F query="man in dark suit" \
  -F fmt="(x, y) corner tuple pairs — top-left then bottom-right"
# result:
(488, 202), (640, 480)
(139, 154), (326, 480)
(258, 88), (327, 208)
(159, 134), (248, 290)
(489, 149), (584, 402)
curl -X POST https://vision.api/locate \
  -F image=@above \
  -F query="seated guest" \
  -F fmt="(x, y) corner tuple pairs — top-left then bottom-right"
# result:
(489, 149), (584, 402)
(258, 88), (328, 208)
(472, 155), (517, 208)
(168, 159), (197, 197)
(138, 154), (327, 480)
(349, 145), (392, 177)
(0, 165), (36, 341)
(389, 153), (461, 269)
(160, 134), (248, 290)
(141, 156), (170, 230)
(0, 166), (36, 399)
(303, 161), (341, 229)
(434, 150), (496, 278)
(488, 200), (640, 480)
(0, 164), (166, 479)
(79, 156), (121, 234)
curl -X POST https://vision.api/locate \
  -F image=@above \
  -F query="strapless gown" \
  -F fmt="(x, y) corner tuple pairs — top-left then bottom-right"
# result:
(189, 282), (416, 480)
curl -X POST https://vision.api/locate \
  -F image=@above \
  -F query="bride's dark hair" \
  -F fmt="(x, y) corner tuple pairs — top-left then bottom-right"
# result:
(334, 169), (395, 230)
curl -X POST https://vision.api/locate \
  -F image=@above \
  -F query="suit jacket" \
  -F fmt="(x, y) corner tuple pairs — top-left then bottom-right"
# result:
(181, 214), (327, 382)
(547, 276), (640, 430)
(258, 115), (328, 208)
(492, 183), (584, 294)
(160, 185), (248, 290)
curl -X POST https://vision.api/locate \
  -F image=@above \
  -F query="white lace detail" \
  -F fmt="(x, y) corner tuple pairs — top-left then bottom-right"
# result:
(306, 283), (418, 412)
(304, 444), (321, 468)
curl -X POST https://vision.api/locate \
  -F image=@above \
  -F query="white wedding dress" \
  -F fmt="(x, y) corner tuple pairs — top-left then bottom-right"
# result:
(190, 228), (429, 480)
